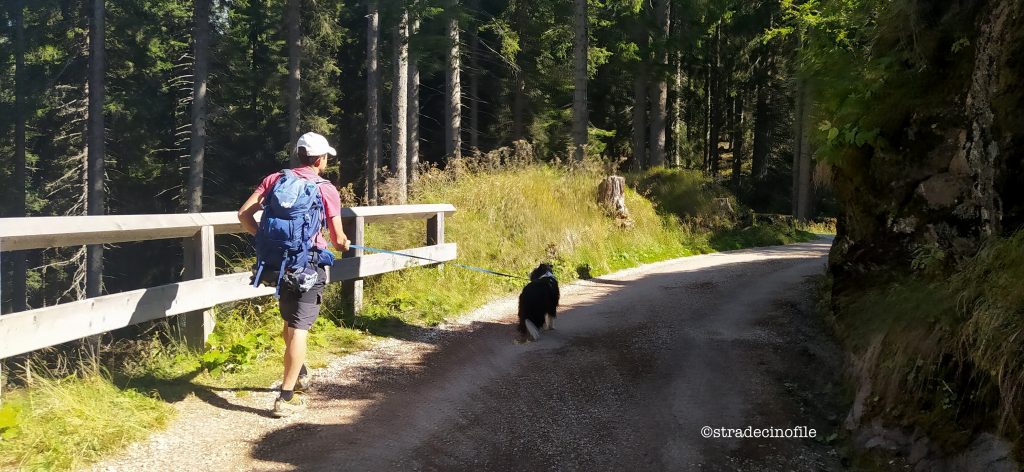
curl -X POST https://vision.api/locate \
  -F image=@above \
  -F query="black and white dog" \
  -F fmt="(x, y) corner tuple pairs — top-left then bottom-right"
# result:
(517, 263), (560, 341)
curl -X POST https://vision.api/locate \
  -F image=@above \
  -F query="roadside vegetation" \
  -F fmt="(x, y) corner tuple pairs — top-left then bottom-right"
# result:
(825, 231), (1024, 461)
(0, 160), (818, 470)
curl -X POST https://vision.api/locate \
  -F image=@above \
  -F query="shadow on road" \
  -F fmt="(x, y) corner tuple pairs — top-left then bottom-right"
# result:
(248, 245), (842, 471)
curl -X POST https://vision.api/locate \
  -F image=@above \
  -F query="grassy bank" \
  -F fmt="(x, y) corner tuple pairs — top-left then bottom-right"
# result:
(0, 162), (818, 470)
(829, 231), (1024, 456)
(354, 165), (710, 328)
(0, 376), (172, 471)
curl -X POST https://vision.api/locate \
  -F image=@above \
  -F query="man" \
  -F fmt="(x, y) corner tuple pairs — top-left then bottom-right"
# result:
(238, 132), (350, 417)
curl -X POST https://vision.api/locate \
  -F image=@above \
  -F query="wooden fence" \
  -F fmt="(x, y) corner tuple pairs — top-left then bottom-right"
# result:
(0, 204), (456, 374)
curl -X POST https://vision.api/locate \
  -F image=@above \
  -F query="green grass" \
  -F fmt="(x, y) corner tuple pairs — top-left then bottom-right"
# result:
(120, 297), (370, 398)
(709, 222), (817, 251)
(803, 218), (838, 235)
(832, 230), (1024, 451)
(353, 164), (712, 326)
(0, 161), (818, 470)
(626, 167), (734, 226)
(954, 231), (1024, 438)
(0, 375), (173, 471)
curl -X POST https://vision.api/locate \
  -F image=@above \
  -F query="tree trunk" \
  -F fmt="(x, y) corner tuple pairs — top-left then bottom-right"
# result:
(731, 89), (746, 189)
(391, 8), (409, 203)
(511, 2), (528, 141)
(445, 0), (462, 161)
(188, 0), (210, 213)
(685, 73), (696, 144)
(366, 0), (381, 204)
(797, 83), (813, 220)
(708, 23), (722, 177)
(286, 0), (301, 166)
(670, 3), (684, 167)
(468, 3), (480, 151)
(703, 67), (711, 172)
(648, 0), (669, 167)
(87, 0), (105, 298)
(791, 77), (804, 218)
(571, 0), (588, 161)
(248, 0), (263, 127)
(751, 80), (770, 180)
(512, 71), (527, 141)
(408, 13), (420, 184)
(12, 0), (27, 312)
(672, 53), (684, 167)
(632, 71), (647, 170)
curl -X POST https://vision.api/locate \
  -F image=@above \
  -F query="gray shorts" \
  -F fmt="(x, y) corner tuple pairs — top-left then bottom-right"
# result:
(279, 265), (327, 330)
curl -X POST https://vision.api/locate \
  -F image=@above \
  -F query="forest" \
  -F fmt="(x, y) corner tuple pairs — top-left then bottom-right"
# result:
(0, 0), (830, 309)
(2, 0), (1024, 469)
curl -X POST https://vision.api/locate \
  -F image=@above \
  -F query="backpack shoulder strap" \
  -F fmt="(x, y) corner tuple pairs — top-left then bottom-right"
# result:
(268, 169), (291, 191)
(314, 182), (329, 226)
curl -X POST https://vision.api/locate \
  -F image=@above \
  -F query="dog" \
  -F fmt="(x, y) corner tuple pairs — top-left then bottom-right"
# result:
(517, 263), (560, 341)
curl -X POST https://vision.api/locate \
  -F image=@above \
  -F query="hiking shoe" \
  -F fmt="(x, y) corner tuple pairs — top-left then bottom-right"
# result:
(523, 319), (541, 341)
(294, 373), (311, 393)
(272, 394), (306, 418)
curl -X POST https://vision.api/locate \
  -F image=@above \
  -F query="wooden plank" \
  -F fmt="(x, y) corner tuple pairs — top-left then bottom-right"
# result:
(342, 204), (456, 223)
(0, 272), (275, 359)
(0, 243), (457, 359)
(0, 213), (243, 251)
(330, 243), (457, 281)
(0, 205), (456, 251)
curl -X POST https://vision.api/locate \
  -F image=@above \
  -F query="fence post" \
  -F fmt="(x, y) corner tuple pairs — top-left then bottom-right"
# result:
(427, 212), (444, 245)
(427, 212), (444, 272)
(179, 225), (215, 349)
(342, 216), (365, 315)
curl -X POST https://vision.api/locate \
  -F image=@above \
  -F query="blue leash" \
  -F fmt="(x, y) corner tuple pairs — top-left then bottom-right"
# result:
(348, 244), (528, 281)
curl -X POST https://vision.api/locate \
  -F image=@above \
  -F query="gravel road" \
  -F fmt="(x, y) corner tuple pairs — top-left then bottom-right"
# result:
(93, 238), (845, 472)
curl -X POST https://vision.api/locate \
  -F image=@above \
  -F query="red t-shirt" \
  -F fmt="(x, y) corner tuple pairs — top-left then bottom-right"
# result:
(255, 167), (342, 250)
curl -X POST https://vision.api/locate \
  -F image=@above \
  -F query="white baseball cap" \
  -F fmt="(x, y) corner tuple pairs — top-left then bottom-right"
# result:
(296, 132), (337, 156)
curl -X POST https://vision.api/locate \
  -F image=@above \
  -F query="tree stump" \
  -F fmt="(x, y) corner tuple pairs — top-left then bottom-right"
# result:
(597, 176), (630, 221)
(711, 197), (735, 216)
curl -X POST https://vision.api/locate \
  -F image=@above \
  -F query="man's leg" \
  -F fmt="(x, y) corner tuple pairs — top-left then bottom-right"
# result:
(281, 323), (308, 391)
(273, 265), (324, 416)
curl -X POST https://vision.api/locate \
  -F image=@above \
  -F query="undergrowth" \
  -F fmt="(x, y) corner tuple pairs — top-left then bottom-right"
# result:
(831, 230), (1024, 453)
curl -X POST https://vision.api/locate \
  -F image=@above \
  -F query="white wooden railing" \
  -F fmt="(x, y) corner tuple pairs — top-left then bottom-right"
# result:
(0, 204), (456, 363)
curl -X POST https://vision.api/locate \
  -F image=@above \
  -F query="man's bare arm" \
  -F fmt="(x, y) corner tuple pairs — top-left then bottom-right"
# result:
(327, 215), (351, 252)
(237, 191), (262, 235)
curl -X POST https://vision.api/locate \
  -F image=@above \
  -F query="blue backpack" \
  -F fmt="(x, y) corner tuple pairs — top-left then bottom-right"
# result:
(251, 169), (333, 296)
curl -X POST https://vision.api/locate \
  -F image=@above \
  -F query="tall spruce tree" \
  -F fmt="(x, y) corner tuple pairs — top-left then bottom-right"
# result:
(392, 6), (409, 203)
(571, 0), (588, 161)
(445, 0), (462, 161)
(87, 0), (105, 298)
(366, 0), (381, 203)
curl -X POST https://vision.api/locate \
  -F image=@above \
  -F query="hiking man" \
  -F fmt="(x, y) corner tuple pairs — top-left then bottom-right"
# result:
(237, 132), (350, 417)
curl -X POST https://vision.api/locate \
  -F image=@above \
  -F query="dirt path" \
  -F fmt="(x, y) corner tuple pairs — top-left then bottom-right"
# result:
(92, 238), (845, 471)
